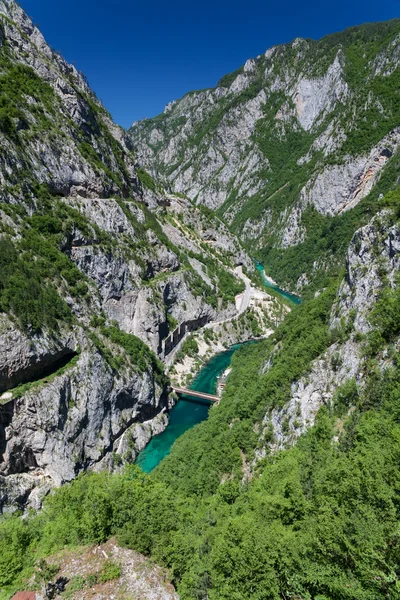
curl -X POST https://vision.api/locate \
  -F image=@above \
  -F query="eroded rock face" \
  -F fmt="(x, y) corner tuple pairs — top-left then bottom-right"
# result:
(331, 210), (400, 333)
(133, 87), (270, 212)
(299, 129), (400, 217)
(293, 52), (348, 131)
(0, 316), (77, 393)
(258, 339), (361, 457)
(278, 129), (400, 249)
(70, 245), (135, 303)
(65, 198), (136, 237)
(0, 334), (168, 512)
(256, 210), (400, 457)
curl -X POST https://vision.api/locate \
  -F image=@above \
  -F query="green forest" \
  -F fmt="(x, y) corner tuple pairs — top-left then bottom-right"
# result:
(3, 10), (400, 600)
(3, 200), (400, 598)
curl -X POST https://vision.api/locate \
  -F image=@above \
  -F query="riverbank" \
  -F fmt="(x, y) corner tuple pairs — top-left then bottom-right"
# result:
(136, 344), (244, 472)
(170, 325), (268, 388)
(169, 291), (287, 388)
(255, 262), (302, 305)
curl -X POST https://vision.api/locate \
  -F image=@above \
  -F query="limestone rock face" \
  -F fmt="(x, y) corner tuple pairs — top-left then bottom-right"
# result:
(299, 129), (400, 217)
(57, 194), (246, 355)
(0, 335), (168, 512)
(71, 245), (135, 302)
(65, 198), (137, 237)
(0, 187), (253, 512)
(131, 21), (400, 289)
(0, 316), (76, 393)
(261, 339), (361, 456)
(292, 52), (348, 131)
(257, 210), (400, 457)
(331, 211), (400, 333)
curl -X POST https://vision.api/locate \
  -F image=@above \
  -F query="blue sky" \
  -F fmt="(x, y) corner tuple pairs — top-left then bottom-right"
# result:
(19, 0), (400, 129)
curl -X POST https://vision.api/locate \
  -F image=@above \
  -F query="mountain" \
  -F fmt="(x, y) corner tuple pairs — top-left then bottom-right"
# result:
(2, 4), (400, 600)
(0, 0), (274, 513)
(131, 20), (400, 293)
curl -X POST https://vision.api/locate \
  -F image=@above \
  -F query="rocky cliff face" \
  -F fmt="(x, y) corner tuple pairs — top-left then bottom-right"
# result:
(0, 0), (263, 512)
(256, 206), (400, 458)
(0, 332), (168, 512)
(131, 20), (400, 290)
(0, 1), (140, 201)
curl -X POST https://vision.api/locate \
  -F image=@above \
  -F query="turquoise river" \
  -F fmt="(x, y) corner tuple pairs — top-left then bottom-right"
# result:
(136, 344), (241, 472)
(136, 265), (301, 473)
(255, 261), (302, 305)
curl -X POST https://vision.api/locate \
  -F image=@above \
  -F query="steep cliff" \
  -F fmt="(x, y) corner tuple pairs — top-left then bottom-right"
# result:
(0, 0), (263, 512)
(258, 204), (400, 456)
(0, 1), (140, 201)
(131, 20), (400, 291)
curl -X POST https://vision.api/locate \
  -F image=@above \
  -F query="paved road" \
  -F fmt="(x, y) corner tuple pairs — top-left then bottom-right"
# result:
(236, 266), (252, 314)
(203, 266), (253, 330)
(165, 265), (266, 364)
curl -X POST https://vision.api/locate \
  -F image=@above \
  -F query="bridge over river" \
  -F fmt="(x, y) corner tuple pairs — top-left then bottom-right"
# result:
(171, 386), (219, 403)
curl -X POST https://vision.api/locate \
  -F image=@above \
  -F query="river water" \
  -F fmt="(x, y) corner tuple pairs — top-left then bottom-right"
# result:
(255, 262), (302, 305)
(136, 344), (241, 473)
(136, 264), (301, 473)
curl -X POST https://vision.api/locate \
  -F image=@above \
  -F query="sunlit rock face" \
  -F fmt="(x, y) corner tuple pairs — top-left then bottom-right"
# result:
(131, 21), (400, 291)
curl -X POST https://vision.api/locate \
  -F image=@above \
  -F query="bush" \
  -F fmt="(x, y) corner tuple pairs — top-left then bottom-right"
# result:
(332, 378), (359, 416)
(178, 335), (199, 359)
(101, 325), (167, 386)
(136, 167), (157, 192)
(0, 237), (71, 333)
(98, 560), (122, 583)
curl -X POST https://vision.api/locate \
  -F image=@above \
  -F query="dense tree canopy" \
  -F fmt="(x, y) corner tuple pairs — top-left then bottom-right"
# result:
(2, 266), (400, 599)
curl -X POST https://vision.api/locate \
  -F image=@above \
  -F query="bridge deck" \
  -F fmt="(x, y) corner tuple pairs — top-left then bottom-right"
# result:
(172, 387), (219, 402)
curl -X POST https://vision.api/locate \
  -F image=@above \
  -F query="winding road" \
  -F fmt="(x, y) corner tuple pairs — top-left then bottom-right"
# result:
(164, 265), (271, 364)
(203, 265), (260, 330)
(236, 266), (252, 314)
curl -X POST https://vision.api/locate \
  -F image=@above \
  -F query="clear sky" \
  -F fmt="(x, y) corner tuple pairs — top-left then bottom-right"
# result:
(19, 0), (400, 129)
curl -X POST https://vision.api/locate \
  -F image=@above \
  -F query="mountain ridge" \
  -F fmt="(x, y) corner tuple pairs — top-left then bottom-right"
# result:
(131, 17), (400, 293)
(2, 5), (400, 600)
(0, 0), (276, 514)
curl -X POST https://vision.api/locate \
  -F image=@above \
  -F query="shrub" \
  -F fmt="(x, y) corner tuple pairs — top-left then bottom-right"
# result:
(0, 237), (71, 333)
(98, 560), (122, 583)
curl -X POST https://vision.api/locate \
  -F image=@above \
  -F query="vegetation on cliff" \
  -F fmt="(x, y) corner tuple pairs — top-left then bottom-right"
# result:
(2, 276), (400, 599)
(3, 197), (400, 598)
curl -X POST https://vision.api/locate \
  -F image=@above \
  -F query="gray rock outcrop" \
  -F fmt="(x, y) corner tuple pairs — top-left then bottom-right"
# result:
(0, 1), (140, 202)
(0, 333), (168, 513)
(257, 209), (400, 456)
(0, 315), (77, 393)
